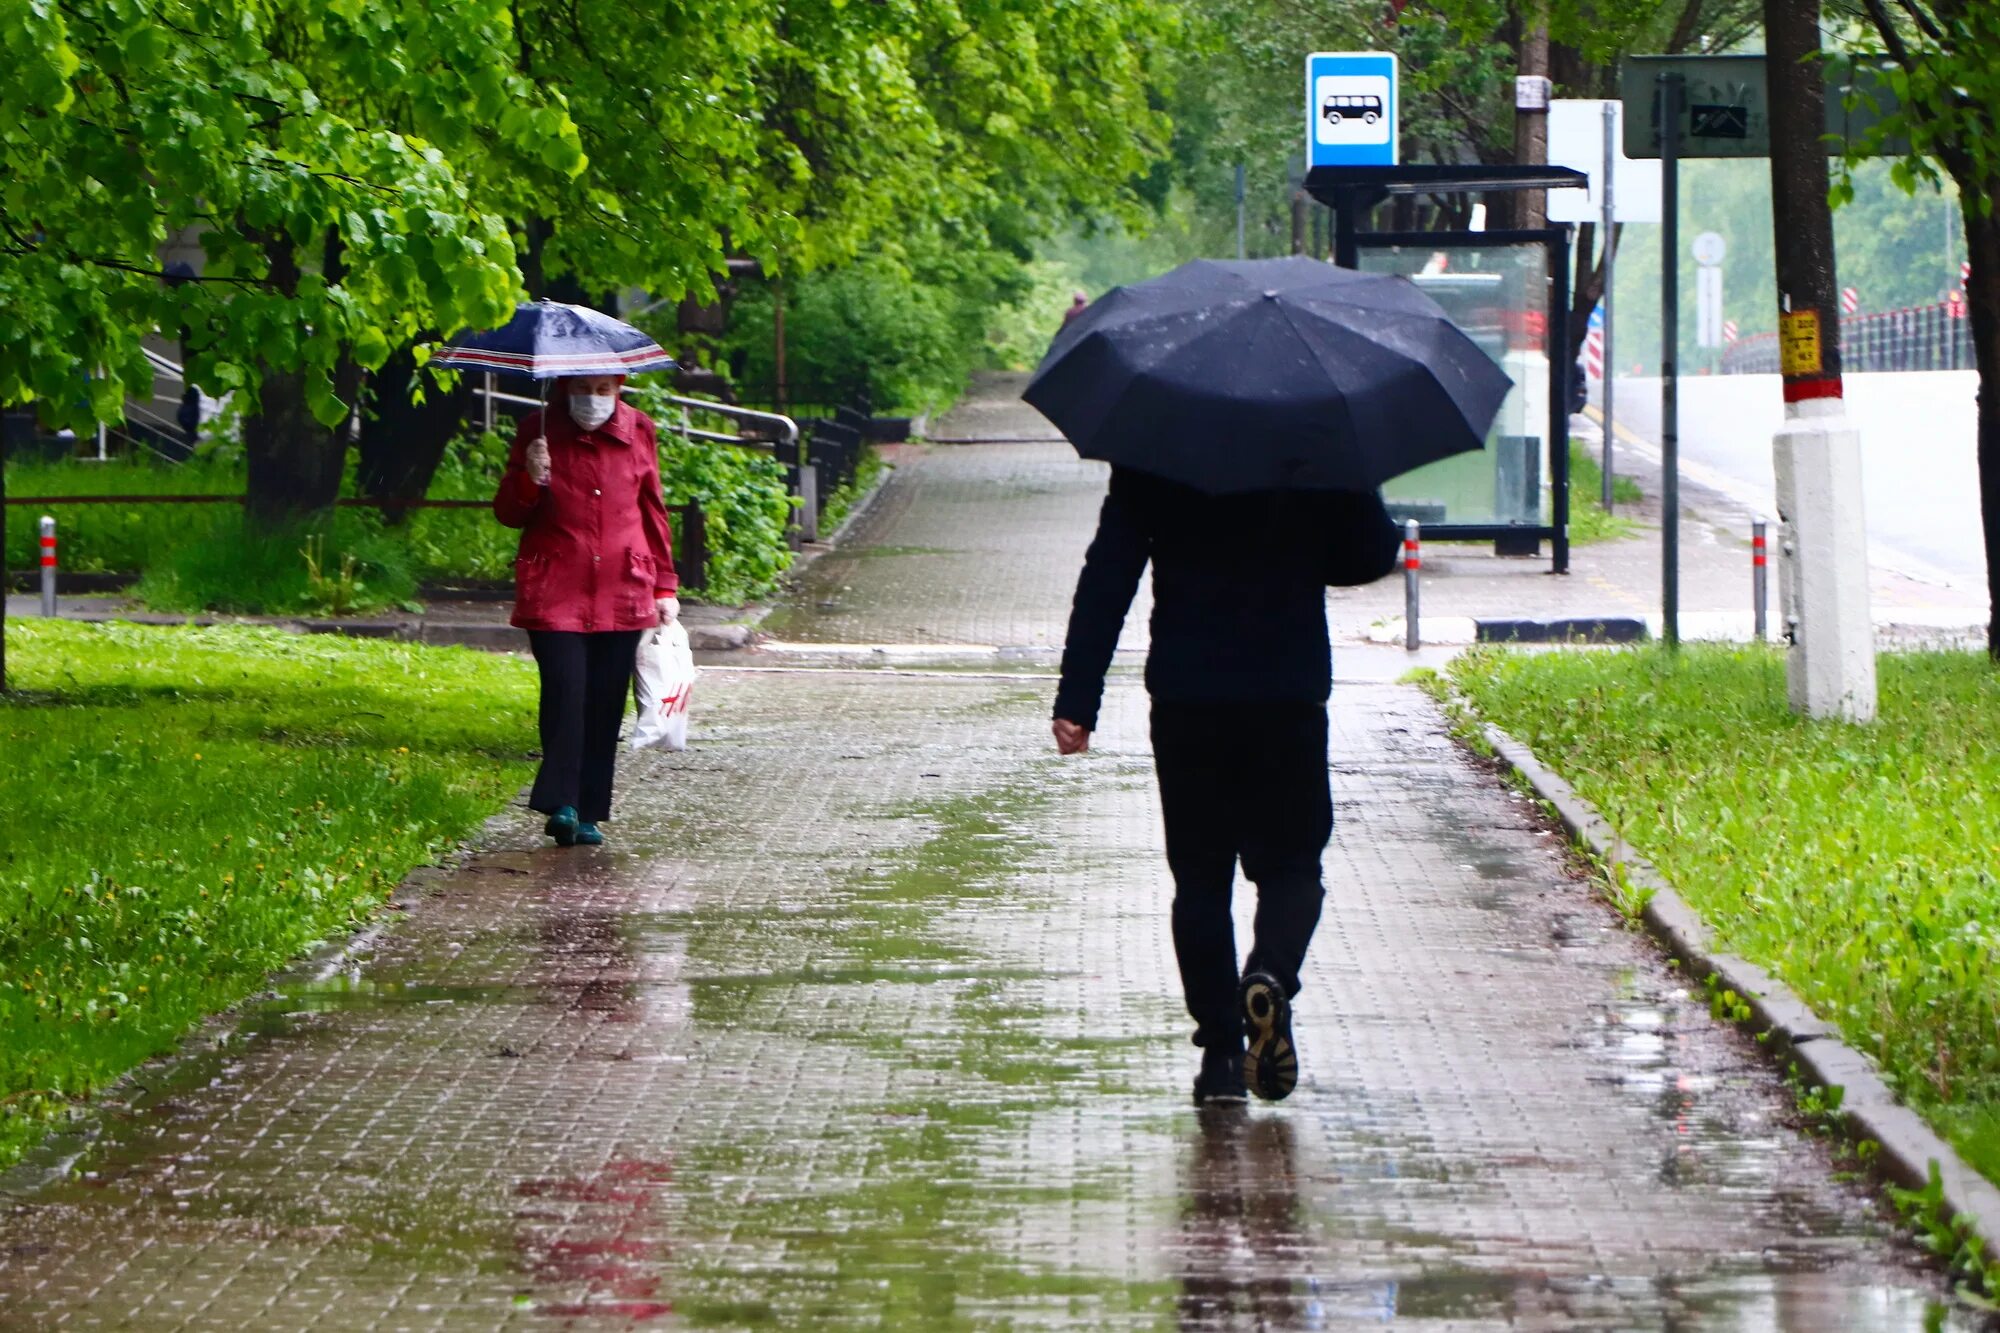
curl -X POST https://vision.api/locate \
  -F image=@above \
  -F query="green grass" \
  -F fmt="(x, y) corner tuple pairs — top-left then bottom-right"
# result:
(1564, 440), (1645, 545)
(0, 620), (538, 1165)
(1448, 644), (2000, 1185)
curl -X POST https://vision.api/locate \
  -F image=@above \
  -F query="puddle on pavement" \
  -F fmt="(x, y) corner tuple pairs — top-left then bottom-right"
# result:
(2, 671), (1982, 1330)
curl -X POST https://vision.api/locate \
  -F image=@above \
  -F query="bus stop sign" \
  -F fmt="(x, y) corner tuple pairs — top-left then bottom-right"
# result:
(1308, 52), (1399, 168)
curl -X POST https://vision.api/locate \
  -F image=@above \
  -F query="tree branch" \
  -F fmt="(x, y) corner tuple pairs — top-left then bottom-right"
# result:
(1862, 0), (1919, 67)
(1892, 0), (1950, 46)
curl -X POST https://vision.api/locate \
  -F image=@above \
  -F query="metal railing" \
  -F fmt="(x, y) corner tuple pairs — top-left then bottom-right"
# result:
(478, 385), (814, 543)
(1721, 298), (1973, 374)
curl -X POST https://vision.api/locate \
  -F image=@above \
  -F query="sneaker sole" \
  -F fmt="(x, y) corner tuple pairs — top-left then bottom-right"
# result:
(1241, 977), (1298, 1102)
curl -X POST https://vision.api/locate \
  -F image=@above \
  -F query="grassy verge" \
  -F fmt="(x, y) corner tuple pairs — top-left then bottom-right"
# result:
(1564, 439), (1645, 545)
(1448, 644), (2000, 1186)
(0, 621), (537, 1165)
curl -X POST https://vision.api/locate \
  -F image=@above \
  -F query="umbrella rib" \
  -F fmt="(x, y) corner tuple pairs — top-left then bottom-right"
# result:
(1269, 299), (1364, 450)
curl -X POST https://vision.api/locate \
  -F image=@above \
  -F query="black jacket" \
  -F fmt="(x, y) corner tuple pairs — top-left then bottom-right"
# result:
(1053, 468), (1400, 730)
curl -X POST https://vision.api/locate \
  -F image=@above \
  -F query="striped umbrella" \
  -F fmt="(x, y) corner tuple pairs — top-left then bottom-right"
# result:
(431, 300), (676, 379)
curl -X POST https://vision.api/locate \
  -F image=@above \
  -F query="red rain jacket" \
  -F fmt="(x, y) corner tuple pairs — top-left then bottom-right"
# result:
(493, 400), (678, 633)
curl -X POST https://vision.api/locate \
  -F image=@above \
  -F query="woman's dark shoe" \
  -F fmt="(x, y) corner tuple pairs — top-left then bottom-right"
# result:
(1193, 1044), (1249, 1106)
(574, 821), (605, 846)
(544, 806), (580, 846)
(1240, 972), (1298, 1102)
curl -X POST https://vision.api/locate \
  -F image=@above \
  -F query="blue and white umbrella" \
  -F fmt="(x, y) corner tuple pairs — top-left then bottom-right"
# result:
(431, 300), (676, 378)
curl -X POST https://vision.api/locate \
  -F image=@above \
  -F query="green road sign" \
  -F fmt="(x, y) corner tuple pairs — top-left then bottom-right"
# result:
(1621, 54), (1903, 159)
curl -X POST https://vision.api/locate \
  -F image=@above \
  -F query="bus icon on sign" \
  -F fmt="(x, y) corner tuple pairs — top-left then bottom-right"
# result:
(1312, 71), (1392, 149)
(1322, 93), (1383, 127)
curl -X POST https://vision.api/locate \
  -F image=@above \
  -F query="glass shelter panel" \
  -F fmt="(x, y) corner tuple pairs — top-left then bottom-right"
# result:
(1356, 242), (1552, 529)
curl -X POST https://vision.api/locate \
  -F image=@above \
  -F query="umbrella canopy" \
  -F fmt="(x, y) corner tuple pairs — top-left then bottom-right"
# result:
(1023, 256), (1514, 494)
(431, 300), (677, 379)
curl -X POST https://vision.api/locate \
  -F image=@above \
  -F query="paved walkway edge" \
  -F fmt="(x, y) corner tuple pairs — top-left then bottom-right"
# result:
(1475, 714), (2000, 1268)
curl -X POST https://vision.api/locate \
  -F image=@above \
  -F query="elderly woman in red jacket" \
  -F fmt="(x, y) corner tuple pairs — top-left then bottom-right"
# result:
(494, 373), (678, 847)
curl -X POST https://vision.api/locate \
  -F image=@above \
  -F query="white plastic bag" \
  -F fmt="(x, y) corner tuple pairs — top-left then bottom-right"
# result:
(631, 621), (696, 751)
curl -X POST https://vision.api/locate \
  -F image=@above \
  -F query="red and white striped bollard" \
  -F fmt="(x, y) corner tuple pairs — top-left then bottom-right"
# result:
(1403, 519), (1421, 651)
(1751, 518), (1768, 642)
(39, 516), (57, 617)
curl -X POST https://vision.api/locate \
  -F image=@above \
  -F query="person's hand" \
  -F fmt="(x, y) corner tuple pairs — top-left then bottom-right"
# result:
(656, 595), (680, 626)
(1052, 718), (1091, 755)
(525, 437), (552, 486)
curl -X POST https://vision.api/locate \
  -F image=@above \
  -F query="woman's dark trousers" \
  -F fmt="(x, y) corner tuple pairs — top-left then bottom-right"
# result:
(527, 629), (644, 823)
(1150, 701), (1331, 1049)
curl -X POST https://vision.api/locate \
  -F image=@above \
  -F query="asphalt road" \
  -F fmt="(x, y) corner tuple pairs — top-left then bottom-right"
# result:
(1605, 371), (1987, 594)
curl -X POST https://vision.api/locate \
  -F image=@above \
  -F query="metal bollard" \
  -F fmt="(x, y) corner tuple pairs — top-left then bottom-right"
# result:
(1751, 518), (1768, 641)
(39, 516), (57, 617)
(1403, 519), (1421, 651)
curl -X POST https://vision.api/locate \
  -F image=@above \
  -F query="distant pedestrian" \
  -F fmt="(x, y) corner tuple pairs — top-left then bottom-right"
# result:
(494, 374), (680, 848)
(1053, 472), (1398, 1105)
(1062, 290), (1090, 326)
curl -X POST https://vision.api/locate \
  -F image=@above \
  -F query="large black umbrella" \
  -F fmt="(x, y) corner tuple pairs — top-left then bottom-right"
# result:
(1023, 256), (1513, 494)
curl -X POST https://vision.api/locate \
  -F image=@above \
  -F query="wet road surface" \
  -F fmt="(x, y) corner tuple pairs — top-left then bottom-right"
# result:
(0, 382), (1975, 1329)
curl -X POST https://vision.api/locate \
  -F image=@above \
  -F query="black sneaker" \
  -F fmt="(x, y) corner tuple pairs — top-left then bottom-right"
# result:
(1240, 972), (1298, 1101)
(1192, 1045), (1248, 1106)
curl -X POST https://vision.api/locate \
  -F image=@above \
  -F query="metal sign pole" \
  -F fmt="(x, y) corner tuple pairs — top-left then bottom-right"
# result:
(1236, 163), (1247, 260)
(1602, 101), (1618, 513)
(1661, 73), (1683, 650)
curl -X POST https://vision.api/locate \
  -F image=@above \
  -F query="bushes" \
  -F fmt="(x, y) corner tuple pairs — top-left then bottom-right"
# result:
(725, 259), (968, 412)
(6, 421), (796, 608)
(133, 513), (422, 615)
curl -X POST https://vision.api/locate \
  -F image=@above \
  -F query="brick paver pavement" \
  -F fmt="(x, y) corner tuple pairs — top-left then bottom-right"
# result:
(0, 378), (1972, 1329)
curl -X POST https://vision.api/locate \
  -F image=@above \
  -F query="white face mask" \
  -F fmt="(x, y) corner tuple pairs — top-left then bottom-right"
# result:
(569, 392), (617, 431)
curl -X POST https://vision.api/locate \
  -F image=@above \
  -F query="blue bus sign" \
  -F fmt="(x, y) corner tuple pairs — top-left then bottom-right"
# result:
(1307, 52), (1399, 168)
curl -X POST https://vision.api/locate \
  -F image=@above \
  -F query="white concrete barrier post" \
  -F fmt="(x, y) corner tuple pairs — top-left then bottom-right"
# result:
(1773, 402), (1876, 721)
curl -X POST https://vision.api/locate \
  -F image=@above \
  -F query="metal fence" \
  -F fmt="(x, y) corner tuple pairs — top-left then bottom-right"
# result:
(1, 493), (713, 594)
(1721, 298), (1973, 375)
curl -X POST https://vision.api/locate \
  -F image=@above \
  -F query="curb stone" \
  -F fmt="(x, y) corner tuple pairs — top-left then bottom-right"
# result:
(1475, 616), (1649, 644)
(1476, 717), (2000, 1268)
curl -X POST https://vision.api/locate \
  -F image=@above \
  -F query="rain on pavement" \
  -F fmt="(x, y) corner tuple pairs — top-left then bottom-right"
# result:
(0, 375), (1975, 1329)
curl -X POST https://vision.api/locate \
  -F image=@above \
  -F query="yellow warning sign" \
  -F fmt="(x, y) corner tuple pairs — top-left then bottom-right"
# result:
(1779, 310), (1823, 376)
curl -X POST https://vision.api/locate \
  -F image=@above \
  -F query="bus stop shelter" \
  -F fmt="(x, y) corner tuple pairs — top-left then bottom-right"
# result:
(1307, 164), (1587, 571)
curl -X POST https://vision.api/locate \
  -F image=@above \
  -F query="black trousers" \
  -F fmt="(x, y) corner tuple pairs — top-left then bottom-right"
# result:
(527, 629), (644, 823)
(1151, 700), (1331, 1049)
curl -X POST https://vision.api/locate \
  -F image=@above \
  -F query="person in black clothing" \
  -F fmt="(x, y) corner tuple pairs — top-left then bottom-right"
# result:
(1052, 467), (1399, 1106)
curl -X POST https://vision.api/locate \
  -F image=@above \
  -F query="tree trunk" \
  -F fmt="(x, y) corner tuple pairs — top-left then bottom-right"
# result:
(357, 341), (476, 519)
(1513, 19), (1551, 232)
(241, 231), (360, 527)
(243, 368), (350, 526)
(1966, 203), (2000, 661)
(1765, 4), (1843, 387)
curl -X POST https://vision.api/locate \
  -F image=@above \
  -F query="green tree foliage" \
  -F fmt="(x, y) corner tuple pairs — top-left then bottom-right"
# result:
(0, 0), (582, 431)
(702, 0), (1178, 408)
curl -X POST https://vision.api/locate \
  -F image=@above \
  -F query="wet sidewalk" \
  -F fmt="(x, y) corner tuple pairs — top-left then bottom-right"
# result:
(0, 381), (1971, 1328)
